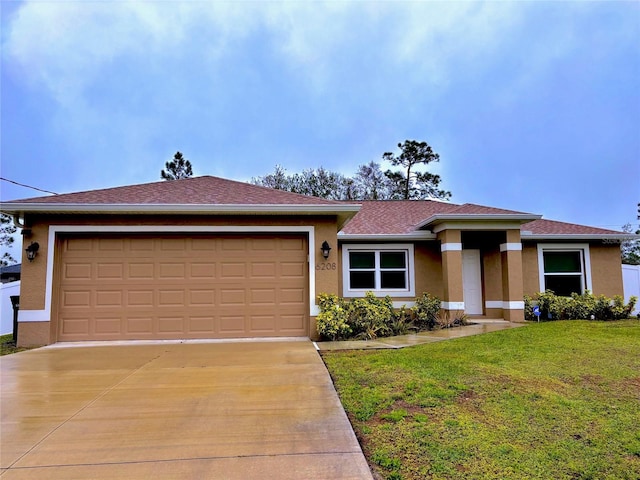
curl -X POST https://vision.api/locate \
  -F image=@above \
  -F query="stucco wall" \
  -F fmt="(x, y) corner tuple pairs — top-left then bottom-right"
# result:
(522, 243), (540, 296)
(414, 242), (443, 299)
(18, 221), (49, 312)
(589, 243), (624, 296)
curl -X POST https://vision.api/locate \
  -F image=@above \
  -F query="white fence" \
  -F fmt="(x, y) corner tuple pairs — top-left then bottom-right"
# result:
(0, 281), (20, 335)
(623, 264), (640, 316)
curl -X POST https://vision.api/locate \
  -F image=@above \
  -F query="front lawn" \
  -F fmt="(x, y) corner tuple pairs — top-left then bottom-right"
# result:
(322, 320), (640, 480)
(0, 333), (32, 356)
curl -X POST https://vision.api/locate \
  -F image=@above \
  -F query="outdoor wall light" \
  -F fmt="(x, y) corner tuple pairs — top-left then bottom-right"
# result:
(320, 240), (332, 259)
(26, 242), (40, 262)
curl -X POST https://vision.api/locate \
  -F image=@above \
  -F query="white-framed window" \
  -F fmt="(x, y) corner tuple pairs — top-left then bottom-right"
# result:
(537, 243), (592, 296)
(342, 244), (415, 297)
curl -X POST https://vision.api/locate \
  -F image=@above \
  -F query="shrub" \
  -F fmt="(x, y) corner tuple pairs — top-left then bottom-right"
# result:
(316, 293), (351, 340)
(525, 290), (637, 321)
(412, 292), (441, 330)
(317, 291), (457, 341)
(389, 306), (413, 335)
(347, 292), (394, 340)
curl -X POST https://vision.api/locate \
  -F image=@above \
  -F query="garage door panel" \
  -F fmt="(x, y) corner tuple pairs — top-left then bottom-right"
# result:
(251, 262), (276, 277)
(127, 290), (154, 307)
(130, 238), (155, 251)
(221, 238), (247, 251)
(96, 263), (124, 280)
(280, 288), (305, 304)
(94, 317), (122, 334)
(280, 314), (306, 332)
(128, 263), (155, 279)
(220, 316), (246, 333)
(57, 234), (308, 341)
(158, 290), (185, 306)
(98, 238), (125, 251)
(190, 263), (216, 278)
(96, 290), (123, 307)
(66, 238), (93, 252)
(159, 263), (186, 279)
(251, 315), (276, 332)
(62, 290), (92, 308)
(251, 288), (276, 305)
(64, 263), (92, 280)
(252, 238), (276, 250)
(221, 263), (246, 279)
(220, 289), (245, 306)
(160, 238), (187, 251)
(60, 316), (90, 336)
(189, 290), (216, 306)
(188, 316), (216, 333)
(281, 262), (305, 278)
(126, 317), (154, 334)
(158, 317), (185, 334)
(281, 238), (305, 251)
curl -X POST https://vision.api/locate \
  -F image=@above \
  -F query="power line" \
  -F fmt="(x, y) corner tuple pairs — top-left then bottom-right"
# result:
(0, 177), (58, 195)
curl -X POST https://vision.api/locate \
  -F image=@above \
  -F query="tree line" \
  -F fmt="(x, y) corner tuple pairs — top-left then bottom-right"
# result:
(161, 140), (451, 201)
(250, 140), (451, 201)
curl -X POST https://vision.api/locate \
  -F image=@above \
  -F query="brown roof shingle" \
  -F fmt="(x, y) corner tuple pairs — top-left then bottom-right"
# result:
(6, 176), (343, 206)
(449, 203), (533, 215)
(523, 219), (622, 236)
(340, 200), (623, 237)
(340, 200), (460, 235)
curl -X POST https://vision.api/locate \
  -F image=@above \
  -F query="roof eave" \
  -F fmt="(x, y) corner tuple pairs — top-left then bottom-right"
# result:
(522, 233), (637, 241)
(417, 213), (542, 230)
(0, 203), (361, 216)
(338, 232), (438, 241)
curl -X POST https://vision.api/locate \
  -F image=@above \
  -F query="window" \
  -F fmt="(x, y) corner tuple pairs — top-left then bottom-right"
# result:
(537, 244), (592, 296)
(342, 244), (415, 297)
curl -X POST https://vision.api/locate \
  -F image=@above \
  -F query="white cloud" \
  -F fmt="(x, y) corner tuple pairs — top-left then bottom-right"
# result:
(4, 1), (529, 101)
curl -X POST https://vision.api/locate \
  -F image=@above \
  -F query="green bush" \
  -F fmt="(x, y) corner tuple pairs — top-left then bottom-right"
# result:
(316, 293), (351, 340)
(412, 292), (441, 330)
(525, 290), (637, 321)
(348, 292), (394, 340)
(389, 306), (413, 335)
(317, 291), (450, 341)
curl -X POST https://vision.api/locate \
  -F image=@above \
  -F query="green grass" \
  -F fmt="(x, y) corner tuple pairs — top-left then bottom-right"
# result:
(0, 333), (32, 356)
(322, 320), (640, 480)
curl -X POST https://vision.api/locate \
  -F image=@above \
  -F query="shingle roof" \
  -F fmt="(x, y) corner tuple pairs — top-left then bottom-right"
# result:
(2, 175), (624, 238)
(448, 203), (533, 215)
(339, 200), (624, 237)
(523, 219), (622, 236)
(5, 176), (342, 206)
(340, 200), (460, 235)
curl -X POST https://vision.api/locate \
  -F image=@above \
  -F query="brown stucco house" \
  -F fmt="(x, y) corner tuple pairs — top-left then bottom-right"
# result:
(0, 176), (629, 346)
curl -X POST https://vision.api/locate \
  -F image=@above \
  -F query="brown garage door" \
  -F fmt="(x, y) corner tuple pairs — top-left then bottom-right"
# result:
(56, 234), (308, 341)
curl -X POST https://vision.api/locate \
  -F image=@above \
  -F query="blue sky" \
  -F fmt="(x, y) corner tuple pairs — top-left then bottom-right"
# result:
(1, 1), (639, 258)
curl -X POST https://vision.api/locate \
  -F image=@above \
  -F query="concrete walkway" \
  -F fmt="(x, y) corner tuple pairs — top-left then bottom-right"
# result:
(0, 340), (373, 479)
(316, 319), (526, 351)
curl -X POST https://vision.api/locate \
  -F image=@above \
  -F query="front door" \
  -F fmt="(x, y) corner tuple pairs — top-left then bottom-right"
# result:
(462, 249), (483, 315)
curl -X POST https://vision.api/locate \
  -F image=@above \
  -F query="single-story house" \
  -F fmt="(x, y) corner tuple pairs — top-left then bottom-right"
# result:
(0, 176), (631, 346)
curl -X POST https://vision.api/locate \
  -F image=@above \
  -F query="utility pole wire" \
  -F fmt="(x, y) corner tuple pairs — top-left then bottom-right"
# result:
(0, 177), (58, 195)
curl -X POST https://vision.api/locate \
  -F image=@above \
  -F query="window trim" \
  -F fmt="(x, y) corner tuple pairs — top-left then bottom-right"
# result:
(537, 243), (592, 295)
(342, 244), (415, 297)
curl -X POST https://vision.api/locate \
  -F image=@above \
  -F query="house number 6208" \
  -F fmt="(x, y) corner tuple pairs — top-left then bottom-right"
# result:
(316, 262), (337, 271)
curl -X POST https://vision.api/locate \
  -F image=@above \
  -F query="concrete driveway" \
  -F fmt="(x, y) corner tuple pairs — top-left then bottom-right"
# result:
(0, 340), (373, 479)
